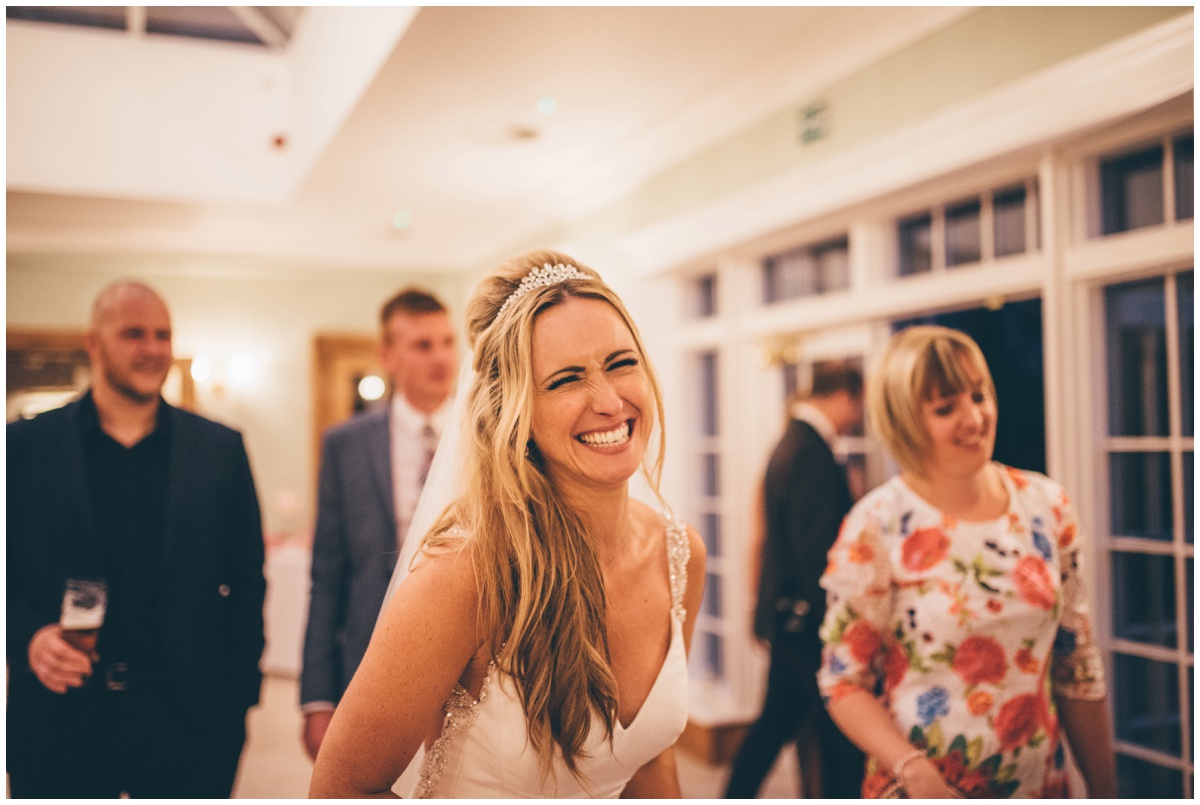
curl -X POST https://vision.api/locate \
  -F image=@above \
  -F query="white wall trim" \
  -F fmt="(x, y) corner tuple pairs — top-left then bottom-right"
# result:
(619, 14), (1194, 277)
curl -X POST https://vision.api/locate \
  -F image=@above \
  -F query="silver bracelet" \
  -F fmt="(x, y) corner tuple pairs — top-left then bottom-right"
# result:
(891, 748), (926, 781)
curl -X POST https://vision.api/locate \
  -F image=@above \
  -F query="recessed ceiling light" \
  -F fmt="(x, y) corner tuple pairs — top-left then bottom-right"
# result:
(536, 97), (557, 115)
(391, 210), (413, 230)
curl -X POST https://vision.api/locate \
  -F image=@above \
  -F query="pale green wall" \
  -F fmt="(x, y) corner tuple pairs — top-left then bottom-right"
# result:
(526, 6), (1187, 252)
(7, 253), (474, 537)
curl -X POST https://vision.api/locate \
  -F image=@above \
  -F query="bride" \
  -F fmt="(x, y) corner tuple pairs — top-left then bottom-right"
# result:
(309, 249), (706, 798)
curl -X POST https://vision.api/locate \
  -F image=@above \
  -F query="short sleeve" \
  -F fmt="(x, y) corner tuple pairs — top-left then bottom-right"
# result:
(1049, 487), (1106, 701)
(817, 497), (896, 703)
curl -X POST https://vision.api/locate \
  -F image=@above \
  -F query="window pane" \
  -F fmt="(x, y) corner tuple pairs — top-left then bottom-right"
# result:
(6, 6), (126, 31)
(702, 453), (719, 497)
(1101, 144), (1165, 235)
(993, 186), (1027, 258)
(1174, 134), (1194, 221)
(1109, 452), (1173, 541)
(945, 199), (982, 267)
(815, 239), (851, 293)
(698, 351), (718, 437)
(692, 273), (717, 318)
(1188, 559), (1194, 652)
(1113, 653), (1181, 755)
(1117, 754), (1184, 798)
(1184, 452), (1193, 544)
(703, 572), (724, 618)
(1111, 551), (1177, 648)
(1178, 272), (1193, 437)
(763, 238), (849, 302)
(1106, 279), (1168, 437)
(898, 212), (933, 276)
(701, 631), (725, 680)
(700, 512), (721, 558)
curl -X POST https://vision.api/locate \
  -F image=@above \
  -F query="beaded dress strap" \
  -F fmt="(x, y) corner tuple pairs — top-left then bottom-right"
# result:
(664, 515), (690, 622)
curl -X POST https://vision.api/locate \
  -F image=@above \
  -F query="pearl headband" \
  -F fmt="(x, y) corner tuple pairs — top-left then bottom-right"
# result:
(496, 262), (587, 319)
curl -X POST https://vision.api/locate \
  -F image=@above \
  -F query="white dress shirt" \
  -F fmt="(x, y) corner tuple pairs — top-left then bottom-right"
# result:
(390, 394), (449, 550)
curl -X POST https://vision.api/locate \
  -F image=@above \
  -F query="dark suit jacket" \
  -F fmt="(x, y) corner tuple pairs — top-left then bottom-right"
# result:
(6, 394), (266, 723)
(754, 418), (853, 647)
(301, 406), (400, 707)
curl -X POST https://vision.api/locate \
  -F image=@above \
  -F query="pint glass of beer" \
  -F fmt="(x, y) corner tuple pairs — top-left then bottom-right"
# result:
(60, 578), (106, 653)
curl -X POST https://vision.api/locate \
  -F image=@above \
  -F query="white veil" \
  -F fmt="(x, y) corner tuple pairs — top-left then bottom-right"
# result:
(378, 352), (475, 795)
(381, 351), (476, 609)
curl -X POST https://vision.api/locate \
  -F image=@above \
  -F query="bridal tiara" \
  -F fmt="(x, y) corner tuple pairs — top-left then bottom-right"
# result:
(496, 262), (587, 318)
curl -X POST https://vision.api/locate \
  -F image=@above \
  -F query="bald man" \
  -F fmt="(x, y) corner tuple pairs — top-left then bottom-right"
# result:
(7, 281), (267, 797)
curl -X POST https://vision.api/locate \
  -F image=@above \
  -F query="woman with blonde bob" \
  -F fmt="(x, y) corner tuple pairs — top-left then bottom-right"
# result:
(816, 325), (1117, 798)
(309, 249), (705, 798)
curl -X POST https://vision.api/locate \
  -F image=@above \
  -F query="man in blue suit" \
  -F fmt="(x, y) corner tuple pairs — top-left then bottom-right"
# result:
(7, 281), (266, 797)
(300, 287), (458, 760)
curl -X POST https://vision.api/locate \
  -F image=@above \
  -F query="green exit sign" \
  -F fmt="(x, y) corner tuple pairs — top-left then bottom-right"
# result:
(799, 100), (830, 145)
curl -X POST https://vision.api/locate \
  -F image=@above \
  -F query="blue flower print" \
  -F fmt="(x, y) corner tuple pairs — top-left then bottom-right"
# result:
(829, 654), (847, 675)
(916, 686), (950, 727)
(899, 510), (913, 538)
(1031, 517), (1053, 560)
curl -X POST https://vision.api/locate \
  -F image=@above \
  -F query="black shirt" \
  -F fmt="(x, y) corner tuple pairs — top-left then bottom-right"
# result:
(79, 392), (170, 671)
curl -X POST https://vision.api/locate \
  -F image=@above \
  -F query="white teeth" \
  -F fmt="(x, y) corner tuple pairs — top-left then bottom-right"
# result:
(578, 421), (630, 447)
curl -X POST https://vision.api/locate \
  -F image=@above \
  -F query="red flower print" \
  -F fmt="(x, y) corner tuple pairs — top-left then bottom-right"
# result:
(994, 693), (1044, 750)
(902, 528), (951, 572)
(986, 598), (1003, 614)
(883, 642), (908, 693)
(848, 538), (874, 564)
(967, 690), (993, 715)
(1057, 520), (1076, 549)
(1014, 646), (1039, 673)
(843, 621), (883, 663)
(951, 635), (1007, 686)
(1013, 555), (1056, 609)
(1005, 465), (1030, 489)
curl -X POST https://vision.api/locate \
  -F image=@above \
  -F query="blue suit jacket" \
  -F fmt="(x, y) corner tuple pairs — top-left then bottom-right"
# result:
(300, 405), (401, 706)
(6, 394), (266, 722)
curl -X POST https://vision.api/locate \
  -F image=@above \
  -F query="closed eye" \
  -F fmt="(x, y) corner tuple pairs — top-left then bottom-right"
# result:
(547, 374), (581, 391)
(608, 357), (639, 371)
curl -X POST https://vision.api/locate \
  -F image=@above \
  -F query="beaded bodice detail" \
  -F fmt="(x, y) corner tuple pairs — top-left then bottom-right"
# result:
(410, 513), (691, 798)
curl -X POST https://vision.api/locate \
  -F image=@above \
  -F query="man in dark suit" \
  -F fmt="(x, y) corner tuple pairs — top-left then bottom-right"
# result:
(300, 287), (457, 760)
(725, 363), (866, 798)
(6, 280), (266, 798)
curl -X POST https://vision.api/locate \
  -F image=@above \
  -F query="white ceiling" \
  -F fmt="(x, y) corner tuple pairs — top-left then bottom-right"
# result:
(7, 6), (971, 274)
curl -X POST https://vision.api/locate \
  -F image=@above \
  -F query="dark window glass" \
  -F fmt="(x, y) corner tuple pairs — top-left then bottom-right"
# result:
(703, 573), (723, 618)
(1188, 558), (1194, 652)
(1174, 134), (1194, 221)
(814, 239), (851, 293)
(701, 512), (721, 558)
(1178, 273), (1193, 437)
(1111, 551), (1177, 648)
(993, 186), (1028, 258)
(145, 6), (261, 44)
(698, 351), (718, 437)
(692, 274), (717, 318)
(701, 631), (724, 679)
(762, 238), (849, 303)
(1184, 452), (1193, 544)
(1105, 278), (1167, 437)
(1109, 452), (1173, 541)
(6, 6), (126, 30)
(1117, 754), (1184, 798)
(1101, 145), (1165, 235)
(945, 199), (982, 267)
(1113, 653), (1181, 755)
(702, 453), (719, 497)
(898, 213), (933, 276)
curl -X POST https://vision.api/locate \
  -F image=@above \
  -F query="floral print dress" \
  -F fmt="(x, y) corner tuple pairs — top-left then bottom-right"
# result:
(817, 464), (1106, 798)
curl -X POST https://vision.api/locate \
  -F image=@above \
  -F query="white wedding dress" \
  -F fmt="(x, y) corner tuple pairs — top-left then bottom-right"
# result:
(404, 514), (691, 798)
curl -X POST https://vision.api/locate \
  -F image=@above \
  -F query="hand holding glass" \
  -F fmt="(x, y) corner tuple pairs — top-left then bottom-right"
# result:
(60, 578), (106, 654)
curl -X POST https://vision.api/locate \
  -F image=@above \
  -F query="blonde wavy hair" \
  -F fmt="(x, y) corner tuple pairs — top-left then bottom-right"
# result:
(868, 324), (995, 474)
(422, 249), (667, 778)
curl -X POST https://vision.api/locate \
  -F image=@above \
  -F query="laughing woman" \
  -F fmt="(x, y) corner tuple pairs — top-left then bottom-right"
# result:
(309, 250), (705, 798)
(817, 326), (1117, 798)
